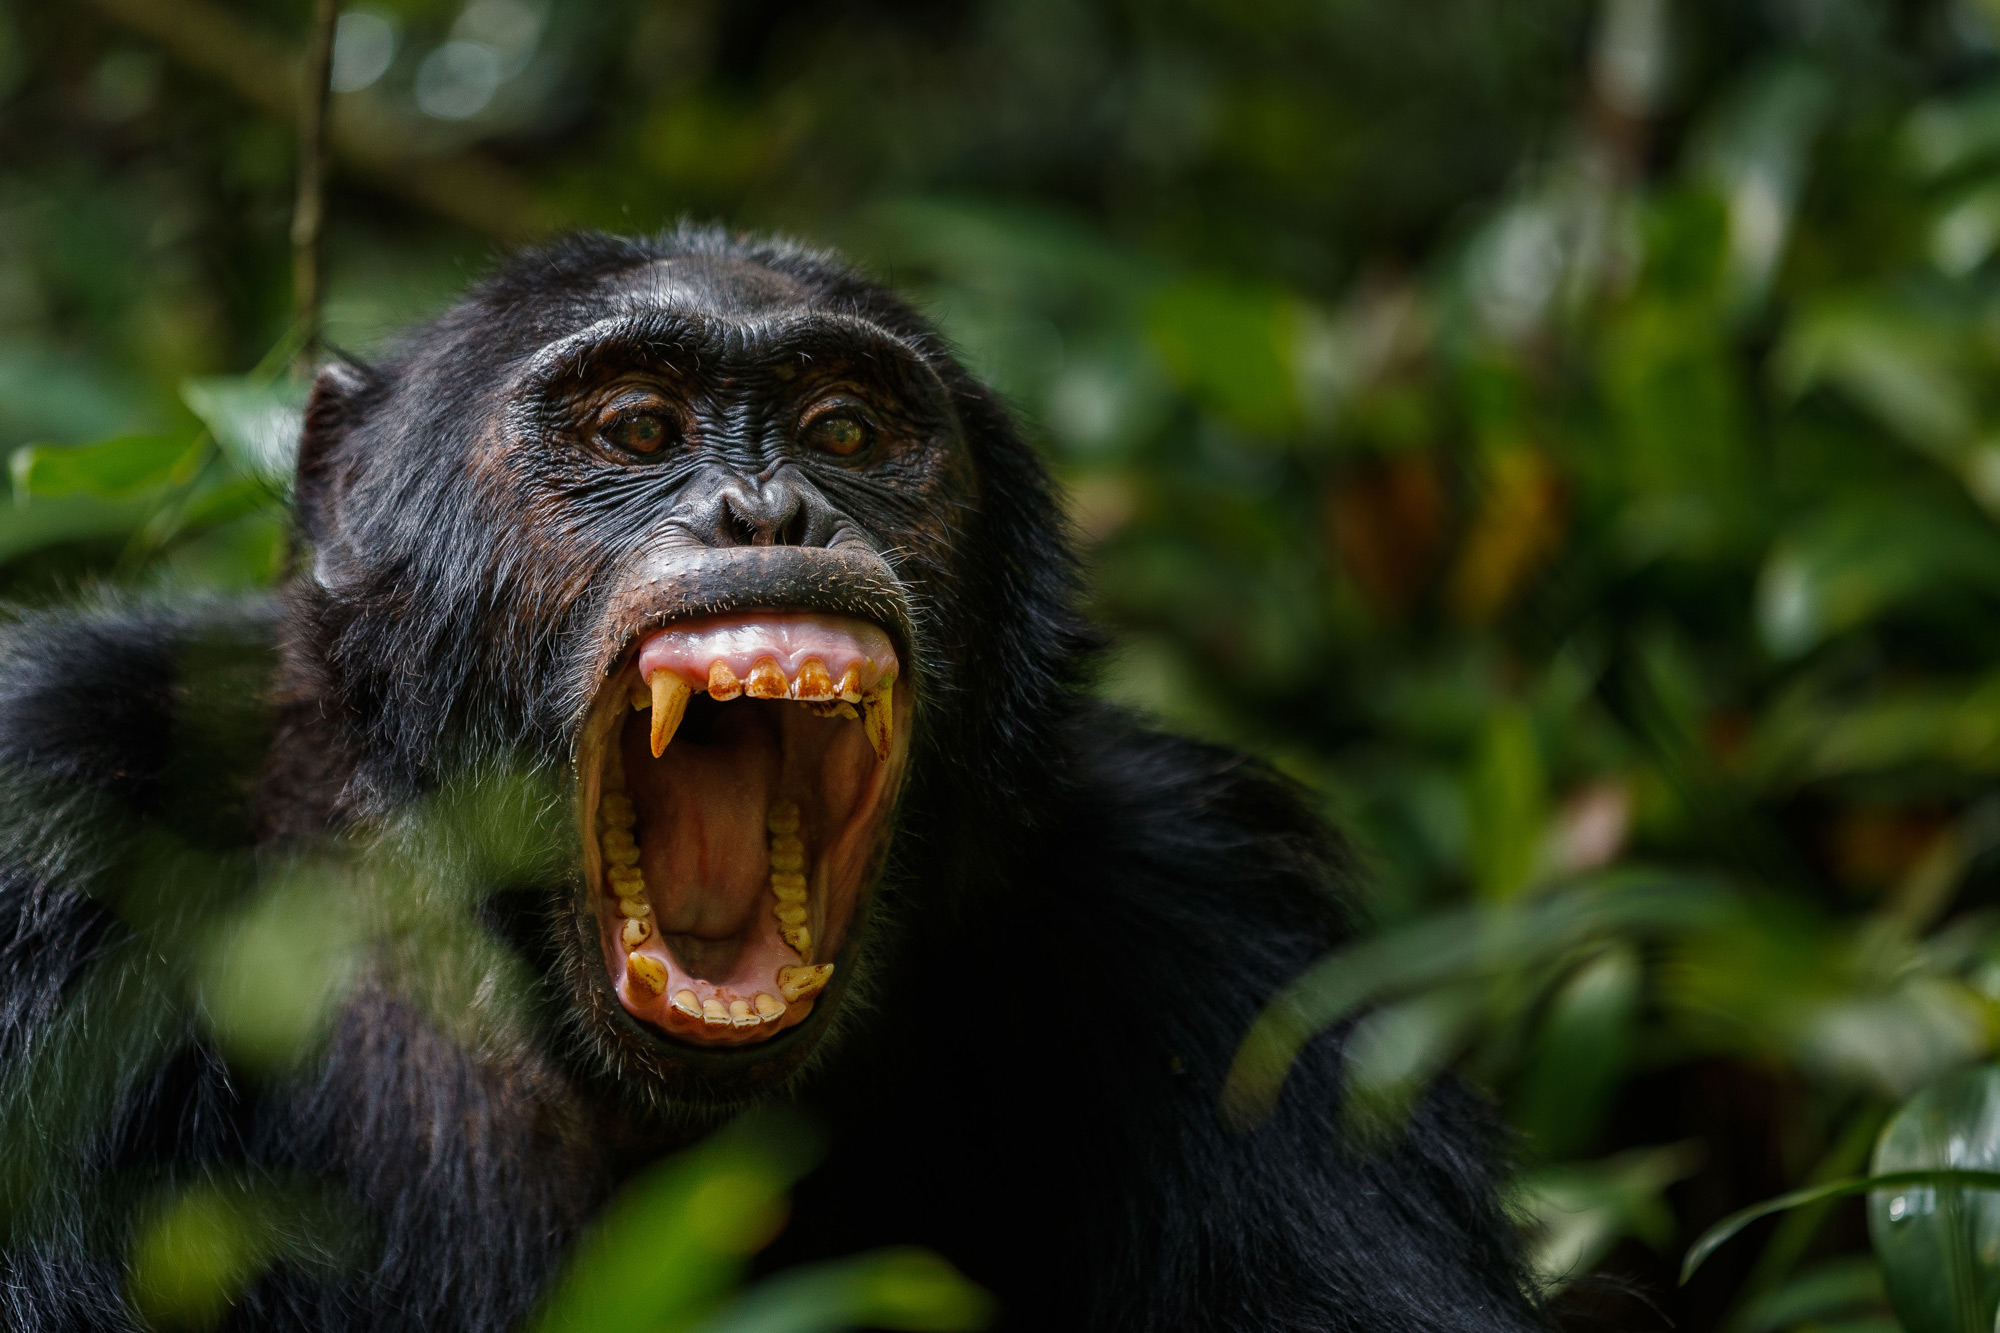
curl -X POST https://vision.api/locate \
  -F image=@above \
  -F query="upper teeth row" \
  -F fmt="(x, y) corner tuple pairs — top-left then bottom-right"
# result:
(634, 660), (895, 762)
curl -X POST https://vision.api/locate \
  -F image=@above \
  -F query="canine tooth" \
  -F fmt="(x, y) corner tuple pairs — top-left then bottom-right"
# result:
(861, 677), (894, 761)
(746, 657), (788, 699)
(672, 989), (701, 1017)
(701, 997), (730, 1025)
(649, 672), (692, 756)
(769, 835), (804, 872)
(754, 992), (785, 1019)
(794, 659), (835, 701)
(621, 916), (652, 948)
(770, 874), (807, 903)
(774, 903), (807, 926)
(616, 895), (651, 919)
(708, 660), (742, 701)
(835, 664), (863, 703)
(766, 799), (800, 835)
(627, 954), (667, 996)
(778, 964), (833, 1002)
(729, 998), (758, 1027)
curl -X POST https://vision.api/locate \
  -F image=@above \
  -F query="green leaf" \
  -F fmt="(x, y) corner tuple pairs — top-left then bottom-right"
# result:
(692, 1249), (992, 1333)
(9, 433), (201, 500)
(1680, 1169), (2000, 1287)
(180, 375), (307, 487)
(1868, 1064), (2000, 1333)
(529, 1115), (821, 1333)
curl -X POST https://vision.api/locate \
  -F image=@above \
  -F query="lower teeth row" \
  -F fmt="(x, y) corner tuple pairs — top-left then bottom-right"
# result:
(595, 785), (834, 1027)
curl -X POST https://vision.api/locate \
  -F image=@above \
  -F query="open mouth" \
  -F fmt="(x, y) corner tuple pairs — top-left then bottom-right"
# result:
(576, 611), (910, 1049)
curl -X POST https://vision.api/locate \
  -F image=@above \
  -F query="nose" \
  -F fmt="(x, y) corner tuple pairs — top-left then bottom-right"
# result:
(682, 468), (841, 548)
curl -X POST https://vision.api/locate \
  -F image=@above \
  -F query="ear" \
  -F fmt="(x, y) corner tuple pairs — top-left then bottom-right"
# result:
(295, 360), (372, 547)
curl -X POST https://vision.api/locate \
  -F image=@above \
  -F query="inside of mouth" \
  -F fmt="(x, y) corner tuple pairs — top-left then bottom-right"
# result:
(581, 612), (904, 1048)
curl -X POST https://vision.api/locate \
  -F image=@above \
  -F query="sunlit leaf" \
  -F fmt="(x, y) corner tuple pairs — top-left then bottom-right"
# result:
(1869, 1064), (2000, 1333)
(9, 433), (201, 500)
(180, 375), (306, 488)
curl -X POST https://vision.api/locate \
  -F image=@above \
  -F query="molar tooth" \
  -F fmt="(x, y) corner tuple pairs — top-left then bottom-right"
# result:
(746, 657), (788, 699)
(770, 874), (807, 903)
(769, 835), (804, 872)
(616, 895), (651, 919)
(835, 664), (863, 703)
(778, 964), (834, 1003)
(766, 800), (800, 835)
(701, 997), (731, 1025)
(627, 954), (667, 996)
(597, 793), (634, 825)
(781, 924), (812, 957)
(629, 686), (650, 710)
(774, 903), (807, 926)
(794, 659), (835, 701)
(728, 999), (758, 1027)
(649, 672), (692, 756)
(621, 917), (652, 948)
(861, 675), (895, 761)
(603, 845), (640, 868)
(708, 660), (742, 701)
(754, 992), (785, 1020)
(672, 990), (701, 1017)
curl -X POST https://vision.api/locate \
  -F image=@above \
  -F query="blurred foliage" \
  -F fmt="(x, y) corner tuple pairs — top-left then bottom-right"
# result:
(31, 0), (2000, 1326)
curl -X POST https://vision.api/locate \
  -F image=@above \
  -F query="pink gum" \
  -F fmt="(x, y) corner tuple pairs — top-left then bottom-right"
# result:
(633, 612), (897, 693)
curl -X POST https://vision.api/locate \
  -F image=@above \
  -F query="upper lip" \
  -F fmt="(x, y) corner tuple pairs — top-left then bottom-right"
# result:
(581, 545), (915, 710)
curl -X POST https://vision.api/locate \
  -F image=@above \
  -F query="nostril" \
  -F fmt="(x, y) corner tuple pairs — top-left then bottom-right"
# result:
(776, 507), (809, 547)
(724, 507), (761, 548)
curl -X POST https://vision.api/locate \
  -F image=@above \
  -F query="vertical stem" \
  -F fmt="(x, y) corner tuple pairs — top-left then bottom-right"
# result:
(291, 0), (341, 372)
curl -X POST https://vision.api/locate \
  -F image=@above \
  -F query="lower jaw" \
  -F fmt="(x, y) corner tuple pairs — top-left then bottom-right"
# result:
(576, 617), (907, 1052)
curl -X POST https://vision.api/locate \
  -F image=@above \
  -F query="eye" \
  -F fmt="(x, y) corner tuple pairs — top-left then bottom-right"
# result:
(803, 410), (872, 457)
(600, 406), (672, 456)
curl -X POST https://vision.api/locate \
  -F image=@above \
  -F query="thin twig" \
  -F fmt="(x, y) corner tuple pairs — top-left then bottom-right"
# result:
(292, 0), (340, 371)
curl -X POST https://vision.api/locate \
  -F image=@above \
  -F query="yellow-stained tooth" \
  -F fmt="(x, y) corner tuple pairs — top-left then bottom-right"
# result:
(616, 896), (651, 919)
(778, 963), (834, 1003)
(629, 687), (649, 710)
(708, 660), (742, 701)
(746, 657), (788, 699)
(774, 903), (807, 926)
(627, 954), (667, 996)
(834, 664), (863, 703)
(729, 998), (758, 1027)
(781, 925), (812, 957)
(672, 989), (701, 1017)
(795, 659), (834, 701)
(621, 917), (652, 948)
(701, 997), (730, 1025)
(754, 992), (785, 1019)
(862, 675), (895, 761)
(649, 671), (691, 757)
(770, 836), (804, 872)
(770, 874), (807, 903)
(766, 799), (800, 835)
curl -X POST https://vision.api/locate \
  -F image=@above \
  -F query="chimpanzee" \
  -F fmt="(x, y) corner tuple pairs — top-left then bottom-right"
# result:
(0, 229), (1547, 1331)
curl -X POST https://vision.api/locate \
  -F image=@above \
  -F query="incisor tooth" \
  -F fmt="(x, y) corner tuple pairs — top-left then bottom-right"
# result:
(627, 954), (667, 996)
(746, 657), (788, 699)
(702, 997), (730, 1025)
(708, 660), (742, 701)
(795, 659), (834, 701)
(729, 998), (758, 1027)
(861, 675), (895, 761)
(835, 664), (863, 703)
(778, 963), (834, 1002)
(754, 992), (785, 1019)
(766, 799), (800, 835)
(621, 916), (652, 948)
(649, 672), (691, 756)
(672, 990), (701, 1017)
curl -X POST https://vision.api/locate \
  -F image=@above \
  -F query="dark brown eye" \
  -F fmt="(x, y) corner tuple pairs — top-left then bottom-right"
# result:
(805, 411), (870, 457)
(603, 410), (670, 456)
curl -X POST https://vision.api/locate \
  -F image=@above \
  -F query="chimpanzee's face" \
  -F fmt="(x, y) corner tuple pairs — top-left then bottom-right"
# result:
(302, 249), (982, 1095)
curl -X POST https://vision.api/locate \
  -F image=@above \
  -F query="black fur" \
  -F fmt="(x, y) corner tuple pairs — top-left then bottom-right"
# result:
(0, 228), (1546, 1331)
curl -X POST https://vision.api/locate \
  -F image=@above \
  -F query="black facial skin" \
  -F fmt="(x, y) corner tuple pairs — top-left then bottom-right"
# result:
(0, 229), (1550, 1332)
